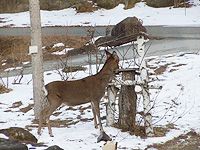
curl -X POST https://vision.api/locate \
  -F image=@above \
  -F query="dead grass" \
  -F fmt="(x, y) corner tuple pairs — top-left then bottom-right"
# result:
(147, 131), (200, 150)
(75, 1), (99, 13)
(9, 101), (22, 108)
(0, 83), (12, 94)
(20, 104), (34, 113)
(173, 64), (186, 67)
(154, 64), (169, 75)
(113, 124), (170, 138)
(0, 35), (90, 72)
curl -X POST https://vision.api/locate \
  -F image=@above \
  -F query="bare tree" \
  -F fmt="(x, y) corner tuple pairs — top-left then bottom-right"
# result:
(137, 35), (154, 136)
(29, 0), (45, 119)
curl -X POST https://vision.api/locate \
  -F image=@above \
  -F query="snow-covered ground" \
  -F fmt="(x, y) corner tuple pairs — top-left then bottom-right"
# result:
(0, 0), (200, 149)
(0, 0), (200, 27)
(0, 51), (200, 149)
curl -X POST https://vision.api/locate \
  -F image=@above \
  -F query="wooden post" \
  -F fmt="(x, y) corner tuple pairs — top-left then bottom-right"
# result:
(137, 35), (154, 136)
(29, 0), (45, 119)
(106, 85), (118, 126)
(118, 70), (137, 132)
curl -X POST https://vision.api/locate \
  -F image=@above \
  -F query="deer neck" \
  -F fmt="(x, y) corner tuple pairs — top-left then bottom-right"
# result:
(96, 61), (114, 83)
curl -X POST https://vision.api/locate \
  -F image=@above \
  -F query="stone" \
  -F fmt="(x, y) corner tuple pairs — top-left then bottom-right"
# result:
(0, 127), (37, 144)
(95, 17), (147, 47)
(97, 131), (111, 143)
(0, 138), (28, 150)
(0, 0), (141, 13)
(95, 0), (118, 9)
(145, 0), (187, 8)
(46, 145), (64, 150)
(111, 17), (146, 38)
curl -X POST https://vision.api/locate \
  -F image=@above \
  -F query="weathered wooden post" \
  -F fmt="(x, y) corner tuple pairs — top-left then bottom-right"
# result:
(106, 84), (118, 126)
(118, 69), (137, 131)
(137, 35), (154, 136)
(29, 0), (46, 119)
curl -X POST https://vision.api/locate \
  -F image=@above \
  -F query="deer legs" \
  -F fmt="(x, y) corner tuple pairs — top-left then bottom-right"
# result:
(38, 97), (62, 137)
(38, 99), (105, 137)
(91, 102), (98, 129)
(38, 105), (56, 137)
(38, 106), (47, 136)
(92, 101), (104, 132)
(92, 101), (111, 142)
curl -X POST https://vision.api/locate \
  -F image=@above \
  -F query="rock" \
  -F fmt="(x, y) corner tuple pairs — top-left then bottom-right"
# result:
(122, 0), (140, 9)
(145, 0), (173, 7)
(0, 0), (29, 13)
(95, 0), (118, 9)
(95, 17), (147, 47)
(0, 138), (28, 150)
(0, 127), (37, 144)
(75, 1), (98, 13)
(46, 145), (64, 150)
(111, 17), (146, 38)
(145, 0), (187, 8)
(97, 131), (111, 143)
(0, 0), (81, 13)
(0, 0), (140, 13)
(96, 0), (139, 9)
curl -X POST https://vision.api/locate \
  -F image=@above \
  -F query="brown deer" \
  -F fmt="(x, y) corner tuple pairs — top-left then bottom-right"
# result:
(38, 50), (119, 140)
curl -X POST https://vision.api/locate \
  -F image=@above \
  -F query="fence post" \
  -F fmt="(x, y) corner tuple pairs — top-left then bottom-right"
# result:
(137, 35), (154, 136)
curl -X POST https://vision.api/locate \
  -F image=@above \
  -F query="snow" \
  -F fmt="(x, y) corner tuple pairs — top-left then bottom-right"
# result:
(22, 61), (30, 65)
(52, 43), (65, 48)
(51, 43), (74, 55)
(52, 47), (74, 55)
(0, 0), (200, 27)
(4, 67), (23, 72)
(1, 52), (200, 149)
(0, 0), (200, 149)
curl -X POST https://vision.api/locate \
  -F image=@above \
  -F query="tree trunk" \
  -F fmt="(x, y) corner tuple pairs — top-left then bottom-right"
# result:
(118, 71), (137, 132)
(106, 85), (118, 126)
(137, 35), (154, 136)
(29, 0), (45, 119)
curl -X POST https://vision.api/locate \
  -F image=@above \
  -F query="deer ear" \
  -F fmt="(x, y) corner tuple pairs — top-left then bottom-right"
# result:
(112, 51), (119, 60)
(105, 50), (112, 58)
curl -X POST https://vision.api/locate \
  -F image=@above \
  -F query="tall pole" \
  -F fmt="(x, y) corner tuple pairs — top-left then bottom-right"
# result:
(29, 0), (45, 119)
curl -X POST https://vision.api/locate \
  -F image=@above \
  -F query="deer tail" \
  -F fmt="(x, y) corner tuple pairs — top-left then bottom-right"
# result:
(42, 86), (49, 106)
(43, 86), (48, 96)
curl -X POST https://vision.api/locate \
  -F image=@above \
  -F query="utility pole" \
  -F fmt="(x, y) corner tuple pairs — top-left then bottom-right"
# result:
(29, 0), (45, 119)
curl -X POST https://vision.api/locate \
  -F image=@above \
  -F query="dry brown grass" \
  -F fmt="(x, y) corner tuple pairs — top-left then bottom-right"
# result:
(147, 131), (200, 150)
(75, 1), (99, 13)
(0, 83), (12, 94)
(0, 35), (90, 72)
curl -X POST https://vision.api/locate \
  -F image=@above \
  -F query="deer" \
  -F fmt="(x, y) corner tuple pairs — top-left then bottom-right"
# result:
(38, 50), (119, 141)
